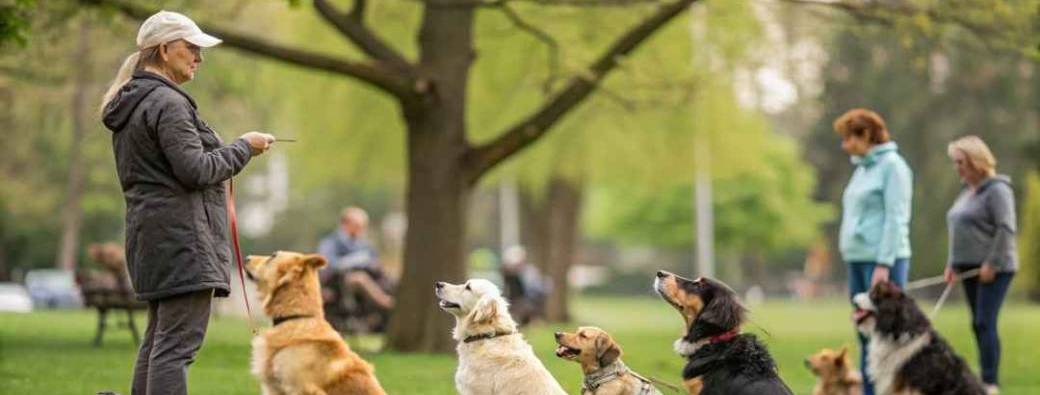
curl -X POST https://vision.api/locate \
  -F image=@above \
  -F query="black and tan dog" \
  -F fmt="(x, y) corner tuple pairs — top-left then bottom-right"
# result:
(554, 326), (662, 395)
(653, 271), (792, 395)
(853, 281), (985, 395)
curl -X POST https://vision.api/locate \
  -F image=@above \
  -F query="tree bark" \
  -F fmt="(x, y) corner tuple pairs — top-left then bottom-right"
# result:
(384, 4), (475, 353)
(56, 19), (90, 271)
(542, 177), (583, 322)
(518, 176), (583, 322)
(519, 188), (550, 274)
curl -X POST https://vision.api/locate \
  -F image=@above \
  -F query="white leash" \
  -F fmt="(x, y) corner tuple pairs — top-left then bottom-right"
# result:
(904, 268), (980, 319)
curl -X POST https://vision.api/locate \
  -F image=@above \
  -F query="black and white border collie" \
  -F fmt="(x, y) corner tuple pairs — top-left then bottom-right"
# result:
(852, 281), (985, 395)
(654, 271), (793, 395)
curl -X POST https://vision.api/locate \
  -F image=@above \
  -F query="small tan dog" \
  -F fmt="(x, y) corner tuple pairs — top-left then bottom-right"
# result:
(436, 279), (567, 395)
(246, 251), (386, 395)
(554, 326), (662, 395)
(805, 346), (862, 395)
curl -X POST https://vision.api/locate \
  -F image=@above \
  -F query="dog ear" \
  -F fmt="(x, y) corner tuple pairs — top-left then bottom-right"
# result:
(303, 254), (327, 269)
(874, 283), (929, 335)
(595, 334), (621, 367)
(276, 266), (304, 288)
(835, 347), (847, 367)
(697, 290), (746, 332)
(470, 296), (500, 325)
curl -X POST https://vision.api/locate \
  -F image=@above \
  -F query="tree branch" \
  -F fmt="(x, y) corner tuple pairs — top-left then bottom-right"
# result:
(81, 0), (416, 99)
(779, 0), (1011, 45)
(463, 0), (700, 184)
(498, 3), (559, 93)
(349, 0), (367, 22)
(313, 0), (414, 72)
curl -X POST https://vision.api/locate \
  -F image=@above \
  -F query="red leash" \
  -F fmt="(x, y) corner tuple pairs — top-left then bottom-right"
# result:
(227, 178), (259, 335)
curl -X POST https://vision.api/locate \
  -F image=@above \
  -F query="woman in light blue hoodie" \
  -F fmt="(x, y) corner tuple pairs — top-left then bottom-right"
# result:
(834, 108), (913, 395)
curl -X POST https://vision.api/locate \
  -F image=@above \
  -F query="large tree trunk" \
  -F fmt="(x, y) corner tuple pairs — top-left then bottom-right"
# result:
(519, 189), (550, 275)
(384, 4), (474, 353)
(542, 177), (583, 322)
(56, 20), (91, 271)
(518, 176), (584, 323)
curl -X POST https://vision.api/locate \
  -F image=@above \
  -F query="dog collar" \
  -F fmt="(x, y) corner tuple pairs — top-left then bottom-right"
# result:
(676, 329), (741, 357)
(272, 314), (313, 326)
(708, 329), (740, 344)
(463, 331), (516, 344)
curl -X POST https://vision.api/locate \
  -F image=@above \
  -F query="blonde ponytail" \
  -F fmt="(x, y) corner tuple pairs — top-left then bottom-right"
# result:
(100, 52), (141, 113)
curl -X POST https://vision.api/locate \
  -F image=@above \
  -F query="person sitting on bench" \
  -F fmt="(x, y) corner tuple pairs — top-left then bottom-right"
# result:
(317, 207), (395, 316)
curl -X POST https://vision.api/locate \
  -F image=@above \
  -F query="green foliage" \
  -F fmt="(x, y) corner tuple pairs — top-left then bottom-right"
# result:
(0, 0), (34, 48)
(1018, 170), (1040, 300)
(584, 138), (833, 256)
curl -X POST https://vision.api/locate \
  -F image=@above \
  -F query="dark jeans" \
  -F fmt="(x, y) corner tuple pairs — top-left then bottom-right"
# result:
(131, 289), (213, 395)
(956, 265), (1014, 386)
(848, 259), (909, 395)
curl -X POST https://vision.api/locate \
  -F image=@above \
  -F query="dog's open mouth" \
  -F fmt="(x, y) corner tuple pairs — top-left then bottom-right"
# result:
(852, 308), (873, 324)
(554, 345), (581, 359)
(438, 299), (461, 310)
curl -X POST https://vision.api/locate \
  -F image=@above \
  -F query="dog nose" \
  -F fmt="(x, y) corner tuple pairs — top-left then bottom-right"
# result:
(435, 282), (445, 290)
(554, 332), (562, 340)
(656, 270), (668, 278)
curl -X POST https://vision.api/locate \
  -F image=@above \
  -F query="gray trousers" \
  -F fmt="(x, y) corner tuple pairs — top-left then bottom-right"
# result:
(131, 289), (213, 395)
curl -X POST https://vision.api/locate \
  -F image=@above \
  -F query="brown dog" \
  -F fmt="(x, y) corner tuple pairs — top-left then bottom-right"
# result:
(246, 251), (386, 395)
(805, 347), (862, 395)
(554, 326), (662, 395)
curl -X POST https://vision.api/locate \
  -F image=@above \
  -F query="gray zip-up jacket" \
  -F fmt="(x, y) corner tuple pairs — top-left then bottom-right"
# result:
(946, 175), (1018, 272)
(103, 70), (253, 301)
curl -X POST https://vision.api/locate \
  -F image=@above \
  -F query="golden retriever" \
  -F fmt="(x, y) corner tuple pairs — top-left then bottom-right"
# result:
(805, 346), (862, 395)
(246, 251), (386, 395)
(555, 326), (662, 395)
(435, 279), (567, 395)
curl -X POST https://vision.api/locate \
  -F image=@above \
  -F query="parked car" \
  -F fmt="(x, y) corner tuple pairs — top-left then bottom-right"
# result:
(0, 283), (33, 312)
(24, 269), (82, 308)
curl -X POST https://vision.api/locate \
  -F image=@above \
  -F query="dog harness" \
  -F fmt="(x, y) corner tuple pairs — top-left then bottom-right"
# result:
(582, 361), (662, 395)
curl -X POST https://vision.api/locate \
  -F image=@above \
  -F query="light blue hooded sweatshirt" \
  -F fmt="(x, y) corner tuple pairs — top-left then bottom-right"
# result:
(839, 142), (913, 266)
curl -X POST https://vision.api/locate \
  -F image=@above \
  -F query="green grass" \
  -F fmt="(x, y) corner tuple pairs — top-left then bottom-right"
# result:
(2, 296), (1039, 394)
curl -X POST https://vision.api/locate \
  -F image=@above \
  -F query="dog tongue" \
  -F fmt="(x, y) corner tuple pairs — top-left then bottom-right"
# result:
(555, 346), (570, 357)
(852, 309), (869, 322)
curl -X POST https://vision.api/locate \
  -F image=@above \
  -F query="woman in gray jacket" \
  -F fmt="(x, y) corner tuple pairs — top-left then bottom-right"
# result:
(945, 135), (1017, 395)
(101, 11), (274, 395)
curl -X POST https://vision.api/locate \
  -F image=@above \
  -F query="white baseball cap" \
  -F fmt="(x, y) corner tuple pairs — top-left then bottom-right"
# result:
(137, 10), (221, 49)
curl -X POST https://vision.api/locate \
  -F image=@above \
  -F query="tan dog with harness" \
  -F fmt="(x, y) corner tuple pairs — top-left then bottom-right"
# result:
(555, 327), (663, 395)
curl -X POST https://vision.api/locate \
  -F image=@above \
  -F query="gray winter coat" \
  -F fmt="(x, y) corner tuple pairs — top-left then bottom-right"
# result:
(103, 71), (253, 301)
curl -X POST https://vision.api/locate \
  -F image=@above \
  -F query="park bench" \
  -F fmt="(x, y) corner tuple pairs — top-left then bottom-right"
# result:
(78, 243), (146, 347)
(80, 285), (147, 346)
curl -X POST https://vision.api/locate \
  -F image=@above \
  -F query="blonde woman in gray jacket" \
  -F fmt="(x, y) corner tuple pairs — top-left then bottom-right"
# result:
(945, 135), (1017, 395)
(101, 11), (274, 395)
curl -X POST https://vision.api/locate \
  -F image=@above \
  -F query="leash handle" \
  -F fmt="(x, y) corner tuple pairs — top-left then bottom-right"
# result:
(227, 178), (259, 336)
